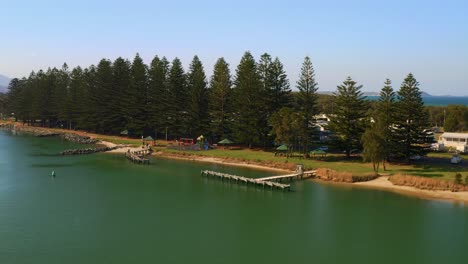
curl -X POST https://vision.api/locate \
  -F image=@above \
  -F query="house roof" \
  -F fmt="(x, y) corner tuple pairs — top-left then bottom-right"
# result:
(440, 132), (468, 139)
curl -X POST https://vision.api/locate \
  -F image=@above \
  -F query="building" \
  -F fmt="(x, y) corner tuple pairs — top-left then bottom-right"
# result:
(439, 132), (468, 148)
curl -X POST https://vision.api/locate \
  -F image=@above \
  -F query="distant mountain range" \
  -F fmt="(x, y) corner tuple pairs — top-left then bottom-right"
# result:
(318, 91), (433, 97)
(0, 74), (11, 93)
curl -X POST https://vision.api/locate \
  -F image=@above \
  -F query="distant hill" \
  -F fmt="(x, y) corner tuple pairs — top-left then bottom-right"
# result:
(0, 74), (11, 93)
(318, 91), (432, 97)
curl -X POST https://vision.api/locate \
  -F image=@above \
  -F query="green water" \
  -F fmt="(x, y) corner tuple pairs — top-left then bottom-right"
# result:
(1, 131), (468, 264)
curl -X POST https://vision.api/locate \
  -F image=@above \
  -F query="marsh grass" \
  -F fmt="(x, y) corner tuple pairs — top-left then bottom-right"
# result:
(389, 174), (468, 192)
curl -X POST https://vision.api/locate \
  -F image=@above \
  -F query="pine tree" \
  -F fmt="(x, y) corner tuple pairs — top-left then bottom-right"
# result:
(296, 56), (319, 153)
(56, 63), (70, 128)
(67, 67), (85, 129)
(167, 58), (187, 138)
(270, 57), (291, 110)
(93, 59), (113, 133)
(257, 54), (290, 146)
(187, 55), (209, 138)
(232, 51), (263, 148)
(128, 54), (148, 136)
(78, 66), (97, 131)
(329, 76), (368, 158)
(375, 79), (396, 169)
(208, 57), (232, 140)
(6, 78), (22, 121)
(147, 55), (170, 138)
(110, 57), (131, 134)
(393, 73), (431, 161)
(32, 70), (53, 126)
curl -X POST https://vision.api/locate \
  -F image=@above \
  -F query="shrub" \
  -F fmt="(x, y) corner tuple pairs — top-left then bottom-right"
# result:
(389, 174), (468, 192)
(465, 175), (468, 186)
(315, 168), (377, 183)
(455, 173), (463, 185)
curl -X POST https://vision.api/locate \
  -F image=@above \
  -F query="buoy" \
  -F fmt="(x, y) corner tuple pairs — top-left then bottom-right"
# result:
(51, 170), (56, 177)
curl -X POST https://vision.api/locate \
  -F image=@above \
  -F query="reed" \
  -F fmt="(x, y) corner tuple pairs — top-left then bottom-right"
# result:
(315, 168), (377, 183)
(389, 174), (468, 192)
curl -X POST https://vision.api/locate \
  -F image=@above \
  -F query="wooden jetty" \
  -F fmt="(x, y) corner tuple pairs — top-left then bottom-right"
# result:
(256, 170), (316, 182)
(125, 148), (151, 164)
(201, 170), (291, 191)
(201, 169), (317, 191)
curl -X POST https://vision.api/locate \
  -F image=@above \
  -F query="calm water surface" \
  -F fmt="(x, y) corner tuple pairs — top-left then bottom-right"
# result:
(1, 131), (467, 264)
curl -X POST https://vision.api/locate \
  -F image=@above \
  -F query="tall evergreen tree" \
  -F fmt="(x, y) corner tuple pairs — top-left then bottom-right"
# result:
(270, 57), (291, 110)
(32, 70), (52, 126)
(393, 73), (431, 161)
(187, 55), (209, 138)
(66, 67), (85, 129)
(6, 78), (22, 121)
(167, 58), (187, 138)
(128, 54), (148, 136)
(110, 57), (132, 134)
(374, 79), (396, 169)
(257, 54), (291, 145)
(296, 56), (319, 153)
(329, 76), (368, 158)
(208, 57), (232, 140)
(56, 63), (70, 127)
(232, 51), (263, 148)
(93, 59), (113, 133)
(147, 55), (170, 138)
(78, 66), (97, 130)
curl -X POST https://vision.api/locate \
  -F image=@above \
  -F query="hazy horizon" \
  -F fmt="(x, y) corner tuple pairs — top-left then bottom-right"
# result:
(1, 0), (467, 96)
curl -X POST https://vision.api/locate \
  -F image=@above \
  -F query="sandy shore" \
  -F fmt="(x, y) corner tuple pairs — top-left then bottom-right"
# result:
(98, 140), (145, 153)
(154, 152), (291, 173)
(152, 152), (468, 203)
(354, 176), (468, 203)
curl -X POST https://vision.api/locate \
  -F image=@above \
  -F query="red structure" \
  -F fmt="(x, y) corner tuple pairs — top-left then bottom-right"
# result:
(179, 138), (194, 146)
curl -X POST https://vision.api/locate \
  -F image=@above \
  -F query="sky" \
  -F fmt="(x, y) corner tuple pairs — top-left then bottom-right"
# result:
(1, 0), (467, 95)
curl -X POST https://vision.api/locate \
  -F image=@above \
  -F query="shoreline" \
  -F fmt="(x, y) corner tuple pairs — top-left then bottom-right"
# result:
(2, 122), (468, 204)
(151, 150), (468, 204)
(326, 177), (468, 204)
(154, 151), (292, 173)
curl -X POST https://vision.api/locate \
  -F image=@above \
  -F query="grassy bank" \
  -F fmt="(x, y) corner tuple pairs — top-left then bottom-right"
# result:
(156, 147), (467, 181)
(2, 120), (466, 181)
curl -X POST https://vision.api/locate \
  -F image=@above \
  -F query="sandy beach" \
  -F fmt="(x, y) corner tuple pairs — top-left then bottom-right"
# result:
(151, 151), (468, 203)
(354, 176), (468, 203)
(154, 152), (291, 173)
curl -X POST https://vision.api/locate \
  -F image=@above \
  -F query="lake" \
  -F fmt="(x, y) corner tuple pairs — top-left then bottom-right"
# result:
(1, 130), (468, 264)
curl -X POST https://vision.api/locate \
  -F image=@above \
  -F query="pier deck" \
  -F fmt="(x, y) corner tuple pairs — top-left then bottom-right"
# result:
(125, 148), (151, 164)
(201, 169), (317, 191)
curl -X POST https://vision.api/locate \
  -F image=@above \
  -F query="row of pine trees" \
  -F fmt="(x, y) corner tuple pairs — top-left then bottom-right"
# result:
(6, 52), (294, 146)
(5, 51), (432, 162)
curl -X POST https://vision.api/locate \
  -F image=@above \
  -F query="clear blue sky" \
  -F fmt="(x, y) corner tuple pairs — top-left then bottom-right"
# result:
(1, 0), (467, 95)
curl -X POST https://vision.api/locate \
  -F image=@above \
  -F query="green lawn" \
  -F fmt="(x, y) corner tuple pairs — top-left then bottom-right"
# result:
(158, 147), (468, 181)
(96, 136), (141, 146)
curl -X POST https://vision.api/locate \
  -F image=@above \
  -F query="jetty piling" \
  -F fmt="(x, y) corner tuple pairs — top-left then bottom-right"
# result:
(201, 169), (317, 192)
(125, 148), (151, 164)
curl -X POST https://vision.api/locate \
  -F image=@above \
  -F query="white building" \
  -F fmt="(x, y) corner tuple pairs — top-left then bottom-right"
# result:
(440, 132), (468, 148)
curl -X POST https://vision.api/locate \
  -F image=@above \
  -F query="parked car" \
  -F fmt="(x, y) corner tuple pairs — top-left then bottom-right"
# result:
(451, 155), (462, 164)
(410, 155), (421, 161)
(317, 146), (329, 151)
